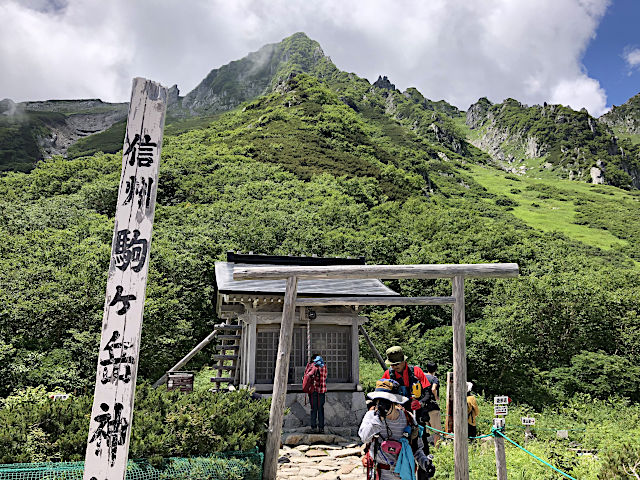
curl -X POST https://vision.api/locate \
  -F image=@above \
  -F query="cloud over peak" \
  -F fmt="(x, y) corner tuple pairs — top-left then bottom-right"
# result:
(1, 0), (612, 116)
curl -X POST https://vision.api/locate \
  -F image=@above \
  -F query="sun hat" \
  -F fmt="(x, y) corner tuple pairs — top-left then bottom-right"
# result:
(467, 381), (473, 393)
(367, 379), (409, 404)
(384, 346), (408, 366)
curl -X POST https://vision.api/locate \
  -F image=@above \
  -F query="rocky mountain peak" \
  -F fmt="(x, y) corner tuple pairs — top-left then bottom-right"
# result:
(466, 97), (493, 129)
(177, 32), (337, 116)
(373, 75), (396, 91)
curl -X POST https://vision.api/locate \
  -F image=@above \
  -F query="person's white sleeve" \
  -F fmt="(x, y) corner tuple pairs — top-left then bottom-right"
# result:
(359, 410), (384, 444)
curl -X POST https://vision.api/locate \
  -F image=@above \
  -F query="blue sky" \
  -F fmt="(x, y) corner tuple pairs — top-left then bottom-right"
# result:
(0, 0), (636, 116)
(583, 0), (640, 107)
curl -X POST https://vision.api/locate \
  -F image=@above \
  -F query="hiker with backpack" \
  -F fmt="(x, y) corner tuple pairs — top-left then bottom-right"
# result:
(381, 346), (434, 480)
(359, 379), (435, 480)
(302, 354), (327, 433)
(467, 382), (479, 440)
(424, 362), (443, 446)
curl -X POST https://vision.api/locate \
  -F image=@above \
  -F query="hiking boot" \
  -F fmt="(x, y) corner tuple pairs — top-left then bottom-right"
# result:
(318, 428), (324, 434)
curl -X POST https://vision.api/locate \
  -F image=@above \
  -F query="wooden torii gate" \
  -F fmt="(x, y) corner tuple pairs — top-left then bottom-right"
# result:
(234, 263), (519, 480)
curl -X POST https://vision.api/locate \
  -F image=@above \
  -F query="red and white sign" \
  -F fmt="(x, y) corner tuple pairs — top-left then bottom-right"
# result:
(494, 405), (508, 416)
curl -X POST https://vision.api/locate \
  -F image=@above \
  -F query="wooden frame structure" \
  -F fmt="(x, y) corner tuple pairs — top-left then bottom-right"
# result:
(234, 262), (519, 480)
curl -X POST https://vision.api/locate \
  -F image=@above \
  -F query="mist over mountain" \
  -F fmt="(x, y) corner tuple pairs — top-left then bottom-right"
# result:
(2, 33), (638, 189)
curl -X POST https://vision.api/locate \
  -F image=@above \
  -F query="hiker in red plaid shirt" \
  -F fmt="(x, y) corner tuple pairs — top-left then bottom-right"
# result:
(308, 355), (327, 433)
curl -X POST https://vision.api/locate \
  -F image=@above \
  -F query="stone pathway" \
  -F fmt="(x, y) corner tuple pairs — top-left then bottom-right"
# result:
(277, 442), (367, 480)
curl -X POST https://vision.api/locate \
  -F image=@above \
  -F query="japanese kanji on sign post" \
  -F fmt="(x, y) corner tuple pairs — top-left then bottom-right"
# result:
(83, 78), (167, 480)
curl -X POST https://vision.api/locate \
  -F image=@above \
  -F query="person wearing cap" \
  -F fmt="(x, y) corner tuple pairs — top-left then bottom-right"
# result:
(381, 346), (432, 479)
(359, 379), (434, 479)
(307, 354), (327, 433)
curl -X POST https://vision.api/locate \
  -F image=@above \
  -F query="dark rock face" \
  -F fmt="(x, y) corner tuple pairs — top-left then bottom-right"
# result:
(167, 85), (180, 107)
(373, 75), (396, 91)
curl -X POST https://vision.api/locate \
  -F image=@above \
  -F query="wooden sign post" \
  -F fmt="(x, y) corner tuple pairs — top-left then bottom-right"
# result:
(493, 418), (508, 480)
(445, 371), (454, 433)
(83, 78), (167, 480)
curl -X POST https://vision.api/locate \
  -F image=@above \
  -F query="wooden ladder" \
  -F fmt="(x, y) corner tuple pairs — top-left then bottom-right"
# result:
(210, 323), (241, 391)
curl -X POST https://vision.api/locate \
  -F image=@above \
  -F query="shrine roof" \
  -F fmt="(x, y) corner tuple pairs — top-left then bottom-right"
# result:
(215, 253), (399, 297)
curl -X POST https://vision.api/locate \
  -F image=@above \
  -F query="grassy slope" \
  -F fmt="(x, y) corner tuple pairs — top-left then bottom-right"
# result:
(467, 163), (639, 252)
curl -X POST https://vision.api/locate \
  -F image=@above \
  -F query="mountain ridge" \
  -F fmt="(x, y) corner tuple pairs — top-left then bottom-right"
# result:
(2, 32), (640, 190)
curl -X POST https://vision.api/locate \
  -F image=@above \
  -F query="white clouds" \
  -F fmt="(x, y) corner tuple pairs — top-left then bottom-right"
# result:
(550, 76), (608, 116)
(0, 0), (612, 116)
(623, 46), (640, 72)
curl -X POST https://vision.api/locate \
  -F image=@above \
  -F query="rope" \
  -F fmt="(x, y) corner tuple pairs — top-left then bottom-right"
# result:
(480, 419), (585, 431)
(494, 429), (577, 480)
(421, 424), (494, 439)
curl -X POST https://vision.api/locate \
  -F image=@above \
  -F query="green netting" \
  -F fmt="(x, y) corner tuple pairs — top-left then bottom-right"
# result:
(0, 449), (263, 480)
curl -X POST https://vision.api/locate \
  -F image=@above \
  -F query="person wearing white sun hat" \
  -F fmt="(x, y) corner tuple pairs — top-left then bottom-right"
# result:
(359, 379), (435, 479)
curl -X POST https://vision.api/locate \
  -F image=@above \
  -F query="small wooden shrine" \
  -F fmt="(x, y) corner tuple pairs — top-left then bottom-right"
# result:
(214, 252), (399, 393)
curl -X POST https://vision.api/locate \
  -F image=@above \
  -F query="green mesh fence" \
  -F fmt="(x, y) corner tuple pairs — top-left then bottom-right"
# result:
(0, 449), (263, 480)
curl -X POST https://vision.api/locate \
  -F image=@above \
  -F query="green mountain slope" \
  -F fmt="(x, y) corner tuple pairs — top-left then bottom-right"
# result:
(600, 91), (640, 145)
(0, 99), (127, 171)
(464, 97), (640, 189)
(1, 72), (639, 415)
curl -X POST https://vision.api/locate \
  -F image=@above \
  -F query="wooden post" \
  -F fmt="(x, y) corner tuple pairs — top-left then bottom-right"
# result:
(359, 325), (386, 370)
(446, 371), (454, 433)
(263, 276), (298, 480)
(452, 275), (469, 480)
(83, 78), (167, 480)
(494, 433), (508, 480)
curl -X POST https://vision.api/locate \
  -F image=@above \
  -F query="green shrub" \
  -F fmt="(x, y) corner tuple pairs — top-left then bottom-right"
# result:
(0, 384), (270, 464)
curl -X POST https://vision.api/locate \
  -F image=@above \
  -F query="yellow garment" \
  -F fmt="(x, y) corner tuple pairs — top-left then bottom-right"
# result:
(467, 395), (479, 426)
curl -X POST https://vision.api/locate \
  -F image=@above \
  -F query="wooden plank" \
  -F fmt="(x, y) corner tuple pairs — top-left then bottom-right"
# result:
(494, 435), (508, 480)
(351, 317), (359, 384)
(212, 354), (239, 361)
(295, 296), (456, 306)
(214, 323), (242, 330)
(247, 316), (257, 386)
(263, 276), (298, 480)
(359, 325), (386, 370)
(83, 78), (167, 480)
(445, 371), (454, 433)
(452, 276), (469, 480)
(234, 263), (519, 280)
(153, 328), (218, 388)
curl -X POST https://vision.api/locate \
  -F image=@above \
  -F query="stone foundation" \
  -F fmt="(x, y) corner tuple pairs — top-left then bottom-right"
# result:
(286, 392), (367, 435)
(263, 391), (367, 440)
